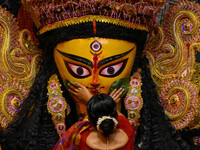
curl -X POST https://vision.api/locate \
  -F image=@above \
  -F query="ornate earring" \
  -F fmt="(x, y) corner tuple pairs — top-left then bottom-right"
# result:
(47, 74), (70, 136)
(124, 69), (143, 129)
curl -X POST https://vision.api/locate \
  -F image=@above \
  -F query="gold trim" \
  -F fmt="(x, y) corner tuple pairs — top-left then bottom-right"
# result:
(124, 69), (143, 130)
(47, 74), (70, 136)
(39, 15), (149, 35)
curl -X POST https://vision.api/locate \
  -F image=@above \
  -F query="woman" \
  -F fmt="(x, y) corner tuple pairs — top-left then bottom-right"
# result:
(53, 90), (134, 150)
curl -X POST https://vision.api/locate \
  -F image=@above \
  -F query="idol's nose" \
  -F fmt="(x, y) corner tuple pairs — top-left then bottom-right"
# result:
(90, 82), (100, 88)
(90, 74), (100, 87)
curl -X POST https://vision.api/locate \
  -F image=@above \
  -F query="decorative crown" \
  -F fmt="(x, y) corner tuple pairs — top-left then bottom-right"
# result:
(21, 0), (166, 34)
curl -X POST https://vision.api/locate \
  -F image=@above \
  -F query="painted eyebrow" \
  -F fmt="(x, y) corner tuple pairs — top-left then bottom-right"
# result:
(56, 49), (93, 68)
(98, 48), (133, 68)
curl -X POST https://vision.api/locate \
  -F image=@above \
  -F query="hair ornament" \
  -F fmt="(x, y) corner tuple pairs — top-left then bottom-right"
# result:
(96, 116), (118, 131)
(21, 0), (166, 34)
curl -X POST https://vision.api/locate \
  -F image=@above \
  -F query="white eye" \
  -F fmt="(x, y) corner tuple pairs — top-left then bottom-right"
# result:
(99, 59), (127, 77)
(67, 62), (91, 78)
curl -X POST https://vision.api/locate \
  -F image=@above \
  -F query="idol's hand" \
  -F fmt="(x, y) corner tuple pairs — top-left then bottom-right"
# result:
(68, 82), (93, 105)
(109, 88), (124, 104)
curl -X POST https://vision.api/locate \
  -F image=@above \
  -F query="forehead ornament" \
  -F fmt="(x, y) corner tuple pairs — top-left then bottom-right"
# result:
(90, 40), (102, 53)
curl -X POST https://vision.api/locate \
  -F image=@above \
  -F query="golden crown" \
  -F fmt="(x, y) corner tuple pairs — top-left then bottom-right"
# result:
(21, 0), (166, 34)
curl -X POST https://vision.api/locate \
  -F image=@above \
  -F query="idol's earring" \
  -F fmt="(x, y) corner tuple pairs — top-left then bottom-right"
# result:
(124, 69), (143, 130)
(47, 74), (70, 136)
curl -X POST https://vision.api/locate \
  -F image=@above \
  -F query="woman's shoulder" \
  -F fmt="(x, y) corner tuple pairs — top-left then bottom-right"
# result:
(117, 115), (134, 137)
(117, 115), (131, 127)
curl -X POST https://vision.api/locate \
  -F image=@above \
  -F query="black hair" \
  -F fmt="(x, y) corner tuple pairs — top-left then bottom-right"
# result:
(1, 21), (197, 150)
(87, 94), (117, 136)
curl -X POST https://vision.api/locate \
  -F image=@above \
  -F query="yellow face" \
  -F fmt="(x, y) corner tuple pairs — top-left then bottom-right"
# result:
(54, 38), (136, 95)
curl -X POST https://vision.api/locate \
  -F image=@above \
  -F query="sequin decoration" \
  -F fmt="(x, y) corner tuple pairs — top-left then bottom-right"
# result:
(55, 113), (64, 122)
(0, 80), (29, 128)
(129, 87), (139, 95)
(21, 0), (166, 34)
(10, 96), (22, 111)
(145, 0), (200, 130)
(125, 96), (141, 110)
(160, 78), (198, 129)
(182, 22), (192, 34)
(128, 119), (137, 128)
(57, 122), (66, 133)
(50, 82), (58, 89)
(128, 110), (137, 119)
(193, 136), (200, 146)
(47, 74), (71, 135)
(51, 89), (59, 97)
(49, 97), (64, 113)
(130, 79), (140, 87)
(124, 70), (143, 128)
(0, 6), (42, 128)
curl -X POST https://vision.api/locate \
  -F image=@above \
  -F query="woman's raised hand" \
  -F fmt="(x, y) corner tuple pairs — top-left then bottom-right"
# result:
(68, 82), (93, 105)
(109, 88), (124, 104)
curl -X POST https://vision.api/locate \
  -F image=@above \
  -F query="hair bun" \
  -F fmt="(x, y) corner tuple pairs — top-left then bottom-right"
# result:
(97, 116), (118, 136)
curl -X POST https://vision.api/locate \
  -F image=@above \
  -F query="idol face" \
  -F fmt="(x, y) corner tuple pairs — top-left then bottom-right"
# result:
(54, 38), (136, 95)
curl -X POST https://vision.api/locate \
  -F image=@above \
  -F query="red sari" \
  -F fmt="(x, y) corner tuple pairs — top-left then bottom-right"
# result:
(53, 115), (135, 150)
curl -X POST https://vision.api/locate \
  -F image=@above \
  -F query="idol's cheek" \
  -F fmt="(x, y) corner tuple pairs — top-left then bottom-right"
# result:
(99, 87), (110, 94)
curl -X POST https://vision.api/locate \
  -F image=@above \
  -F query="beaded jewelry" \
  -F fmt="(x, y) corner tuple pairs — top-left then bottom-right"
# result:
(124, 69), (143, 129)
(47, 74), (71, 135)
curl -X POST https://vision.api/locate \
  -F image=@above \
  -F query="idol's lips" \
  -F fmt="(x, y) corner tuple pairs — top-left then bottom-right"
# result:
(86, 86), (104, 94)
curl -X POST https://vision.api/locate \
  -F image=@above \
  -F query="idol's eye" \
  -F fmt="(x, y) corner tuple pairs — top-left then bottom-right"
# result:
(65, 62), (91, 78)
(99, 59), (128, 77)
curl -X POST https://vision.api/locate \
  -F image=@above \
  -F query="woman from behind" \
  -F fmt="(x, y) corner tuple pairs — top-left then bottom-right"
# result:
(53, 91), (134, 150)
(84, 93), (134, 150)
